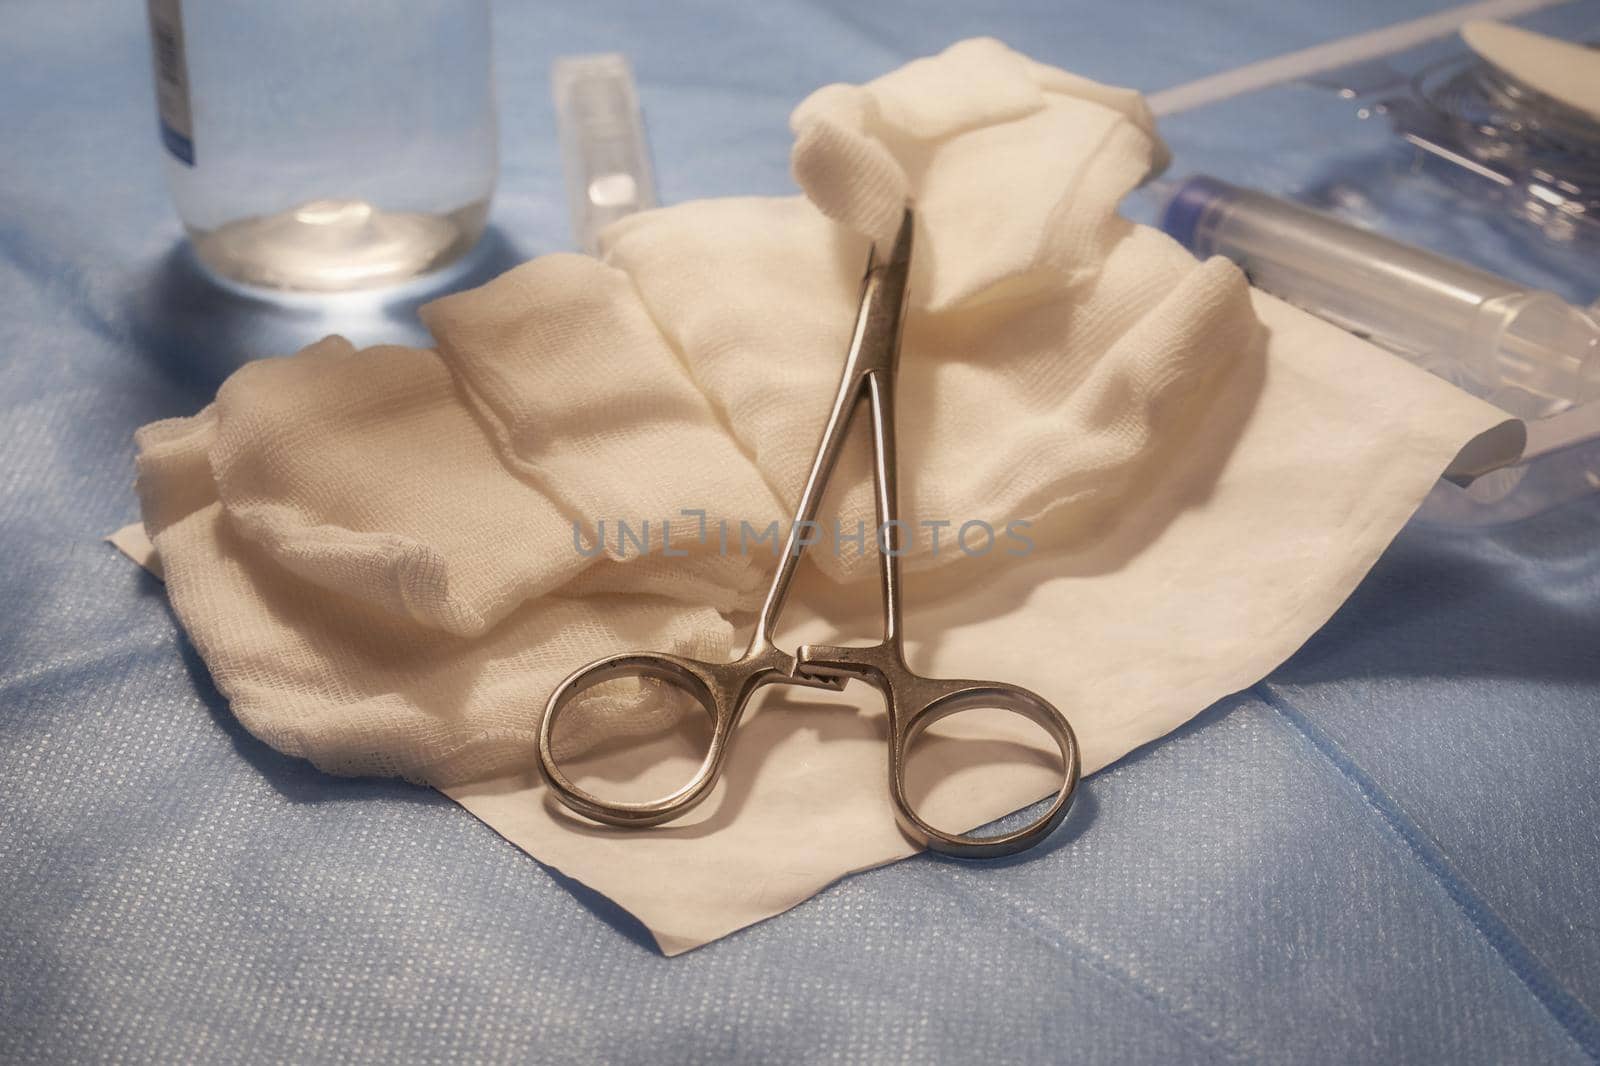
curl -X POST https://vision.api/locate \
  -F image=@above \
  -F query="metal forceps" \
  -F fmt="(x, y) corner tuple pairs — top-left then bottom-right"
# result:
(538, 207), (1080, 858)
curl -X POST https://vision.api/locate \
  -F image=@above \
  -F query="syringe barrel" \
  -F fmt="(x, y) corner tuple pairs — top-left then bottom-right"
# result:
(552, 54), (657, 256)
(1159, 176), (1599, 408)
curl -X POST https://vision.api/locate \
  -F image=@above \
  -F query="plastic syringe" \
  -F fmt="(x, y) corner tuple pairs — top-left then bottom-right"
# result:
(551, 54), (657, 256)
(1158, 175), (1600, 416)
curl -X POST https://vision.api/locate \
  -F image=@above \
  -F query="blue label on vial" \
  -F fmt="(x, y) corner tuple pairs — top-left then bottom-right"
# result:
(147, 0), (196, 166)
(159, 121), (195, 166)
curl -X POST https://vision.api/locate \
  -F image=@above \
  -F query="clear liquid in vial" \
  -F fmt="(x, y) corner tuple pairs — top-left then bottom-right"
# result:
(147, 0), (497, 292)
(189, 197), (491, 292)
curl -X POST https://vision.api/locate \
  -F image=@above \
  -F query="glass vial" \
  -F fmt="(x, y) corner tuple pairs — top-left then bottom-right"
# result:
(144, 0), (497, 292)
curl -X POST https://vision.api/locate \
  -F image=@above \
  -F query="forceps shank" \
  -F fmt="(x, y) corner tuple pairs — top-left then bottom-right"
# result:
(752, 219), (913, 651)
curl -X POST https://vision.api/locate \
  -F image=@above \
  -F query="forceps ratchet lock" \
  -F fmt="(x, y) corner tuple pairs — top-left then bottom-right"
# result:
(537, 207), (1081, 858)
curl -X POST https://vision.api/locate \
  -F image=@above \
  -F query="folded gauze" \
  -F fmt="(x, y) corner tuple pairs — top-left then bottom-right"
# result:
(129, 39), (1514, 954)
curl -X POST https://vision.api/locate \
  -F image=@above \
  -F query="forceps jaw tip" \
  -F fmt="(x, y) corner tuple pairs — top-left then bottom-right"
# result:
(887, 204), (914, 268)
(866, 205), (916, 275)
